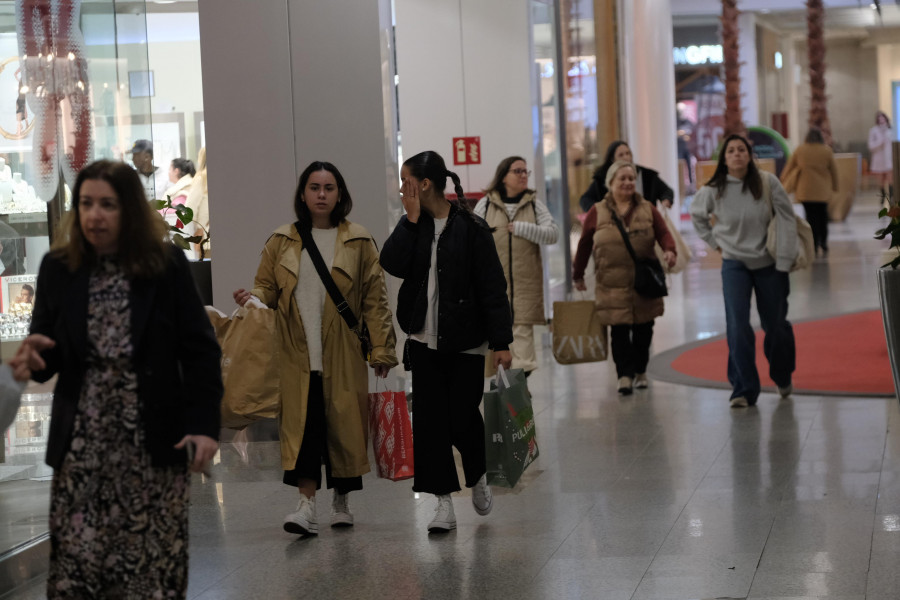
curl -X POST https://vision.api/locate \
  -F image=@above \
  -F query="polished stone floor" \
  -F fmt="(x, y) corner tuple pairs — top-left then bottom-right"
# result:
(6, 192), (900, 599)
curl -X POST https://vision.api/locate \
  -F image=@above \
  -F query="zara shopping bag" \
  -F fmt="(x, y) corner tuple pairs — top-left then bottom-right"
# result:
(206, 303), (281, 429)
(551, 300), (608, 364)
(484, 366), (539, 488)
(368, 383), (414, 481)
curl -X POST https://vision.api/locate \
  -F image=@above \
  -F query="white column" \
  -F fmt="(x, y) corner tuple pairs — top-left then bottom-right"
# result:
(618, 0), (679, 206)
(394, 0), (533, 194)
(198, 0), (397, 306)
(784, 38), (801, 146)
(738, 11), (760, 127)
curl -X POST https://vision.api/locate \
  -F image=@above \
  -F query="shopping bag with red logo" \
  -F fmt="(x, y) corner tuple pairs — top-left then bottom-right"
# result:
(368, 384), (414, 481)
(484, 365), (539, 488)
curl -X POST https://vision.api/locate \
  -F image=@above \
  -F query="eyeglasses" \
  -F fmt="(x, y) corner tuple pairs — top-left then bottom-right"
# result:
(510, 169), (531, 176)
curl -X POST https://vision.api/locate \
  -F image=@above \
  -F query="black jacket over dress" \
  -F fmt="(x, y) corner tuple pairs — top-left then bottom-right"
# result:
(579, 165), (674, 213)
(30, 246), (223, 470)
(380, 203), (513, 358)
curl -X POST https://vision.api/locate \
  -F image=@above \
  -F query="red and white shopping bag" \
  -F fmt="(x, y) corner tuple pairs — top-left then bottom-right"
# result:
(368, 384), (414, 481)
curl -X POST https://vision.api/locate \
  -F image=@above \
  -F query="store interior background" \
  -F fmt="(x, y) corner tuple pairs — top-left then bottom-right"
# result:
(1, 0), (900, 593)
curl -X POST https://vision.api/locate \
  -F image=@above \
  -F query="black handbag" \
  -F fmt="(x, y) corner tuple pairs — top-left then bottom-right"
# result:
(609, 210), (668, 299)
(296, 223), (373, 361)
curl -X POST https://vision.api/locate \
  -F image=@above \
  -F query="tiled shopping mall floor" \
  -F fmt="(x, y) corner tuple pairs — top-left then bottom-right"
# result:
(7, 191), (900, 600)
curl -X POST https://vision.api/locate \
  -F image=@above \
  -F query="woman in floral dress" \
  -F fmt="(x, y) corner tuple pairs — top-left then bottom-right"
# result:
(27, 160), (223, 599)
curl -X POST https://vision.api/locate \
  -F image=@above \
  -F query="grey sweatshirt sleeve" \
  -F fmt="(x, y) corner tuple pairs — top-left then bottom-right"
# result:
(690, 185), (718, 249)
(768, 173), (798, 272)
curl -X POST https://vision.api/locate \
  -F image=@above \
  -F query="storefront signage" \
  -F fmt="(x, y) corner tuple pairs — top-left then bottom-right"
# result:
(673, 45), (723, 66)
(453, 136), (481, 165)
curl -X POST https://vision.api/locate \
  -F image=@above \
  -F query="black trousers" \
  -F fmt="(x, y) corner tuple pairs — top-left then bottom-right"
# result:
(408, 341), (486, 495)
(283, 372), (362, 494)
(802, 202), (828, 252)
(609, 321), (655, 378)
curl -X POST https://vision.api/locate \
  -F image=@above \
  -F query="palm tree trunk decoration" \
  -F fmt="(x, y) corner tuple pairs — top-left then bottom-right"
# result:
(807, 0), (832, 145)
(721, 0), (744, 138)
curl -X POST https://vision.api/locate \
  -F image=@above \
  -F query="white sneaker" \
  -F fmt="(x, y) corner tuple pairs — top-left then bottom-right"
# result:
(634, 373), (649, 389)
(331, 491), (354, 527)
(471, 475), (493, 516)
(778, 384), (793, 398)
(283, 495), (318, 535)
(617, 376), (633, 395)
(428, 494), (456, 532)
(730, 396), (749, 408)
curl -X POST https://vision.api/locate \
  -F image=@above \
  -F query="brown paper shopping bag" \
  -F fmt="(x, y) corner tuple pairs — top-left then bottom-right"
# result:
(551, 300), (608, 364)
(206, 304), (281, 428)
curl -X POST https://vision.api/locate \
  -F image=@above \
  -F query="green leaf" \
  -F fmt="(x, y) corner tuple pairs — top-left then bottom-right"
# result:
(174, 205), (194, 225)
(151, 199), (168, 211)
(172, 236), (190, 250)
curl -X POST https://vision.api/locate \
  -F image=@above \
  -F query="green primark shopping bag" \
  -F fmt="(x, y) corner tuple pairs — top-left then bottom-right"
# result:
(484, 365), (539, 488)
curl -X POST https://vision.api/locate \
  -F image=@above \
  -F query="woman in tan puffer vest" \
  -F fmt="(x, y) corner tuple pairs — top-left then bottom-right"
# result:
(573, 161), (677, 395)
(475, 156), (559, 375)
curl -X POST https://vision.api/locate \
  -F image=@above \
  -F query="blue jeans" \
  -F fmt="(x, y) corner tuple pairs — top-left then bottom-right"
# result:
(721, 260), (795, 404)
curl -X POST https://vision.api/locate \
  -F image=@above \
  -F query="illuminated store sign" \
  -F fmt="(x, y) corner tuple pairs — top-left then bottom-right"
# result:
(673, 45), (723, 66)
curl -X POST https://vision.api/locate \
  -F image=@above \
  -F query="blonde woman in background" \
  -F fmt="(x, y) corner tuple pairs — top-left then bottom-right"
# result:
(184, 147), (209, 258)
(474, 156), (558, 376)
(572, 161), (676, 396)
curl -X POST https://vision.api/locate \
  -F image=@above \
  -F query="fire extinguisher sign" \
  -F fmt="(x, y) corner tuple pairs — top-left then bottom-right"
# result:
(452, 137), (481, 165)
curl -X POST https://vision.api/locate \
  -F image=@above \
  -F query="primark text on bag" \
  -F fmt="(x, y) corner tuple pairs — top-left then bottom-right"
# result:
(484, 366), (539, 488)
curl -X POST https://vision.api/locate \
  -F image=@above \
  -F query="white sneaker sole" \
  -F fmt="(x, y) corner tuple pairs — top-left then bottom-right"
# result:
(283, 519), (319, 535)
(427, 520), (457, 533)
(330, 514), (354, 528)
(472, 494), (493, 516)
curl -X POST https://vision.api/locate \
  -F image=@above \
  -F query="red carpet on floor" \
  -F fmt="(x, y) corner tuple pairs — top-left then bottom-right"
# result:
(670, 310), (894, 396)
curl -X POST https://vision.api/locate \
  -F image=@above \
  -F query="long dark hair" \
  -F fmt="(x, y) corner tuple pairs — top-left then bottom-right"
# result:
(293, 161), (353, 229)
(876, 111), (892, 128)
(53, 160), (170, 278)
(402, 151), (474, 218)
(592, 140), (630, 186)
(484, 155), (534, 197)
(706, 134), (763, 200)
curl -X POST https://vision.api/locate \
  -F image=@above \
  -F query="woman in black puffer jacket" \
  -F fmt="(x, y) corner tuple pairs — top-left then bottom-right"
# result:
(380, 150), (513, 535)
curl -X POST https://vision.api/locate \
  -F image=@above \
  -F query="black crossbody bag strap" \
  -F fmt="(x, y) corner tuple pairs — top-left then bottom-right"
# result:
(295, 222), (360, 331)
(609, 210), (640, 265)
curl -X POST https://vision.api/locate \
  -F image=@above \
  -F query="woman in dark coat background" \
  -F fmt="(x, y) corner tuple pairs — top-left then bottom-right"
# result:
(579, 140), (675, 212)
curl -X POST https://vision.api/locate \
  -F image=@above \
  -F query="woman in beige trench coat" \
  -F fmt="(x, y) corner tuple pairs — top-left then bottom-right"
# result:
(234, 161), (397, 536)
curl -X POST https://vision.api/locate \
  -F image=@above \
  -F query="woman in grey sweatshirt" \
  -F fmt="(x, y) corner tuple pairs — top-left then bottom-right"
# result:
(691, 134), (797, 408)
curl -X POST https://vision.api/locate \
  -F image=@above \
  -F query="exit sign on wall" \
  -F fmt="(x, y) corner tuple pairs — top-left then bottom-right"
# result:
(452, 137), (481, 165)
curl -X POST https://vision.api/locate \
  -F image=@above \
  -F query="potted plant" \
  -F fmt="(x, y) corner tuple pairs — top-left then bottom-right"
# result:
(875, 188), (900, 401)
(154, 195), (213, 304)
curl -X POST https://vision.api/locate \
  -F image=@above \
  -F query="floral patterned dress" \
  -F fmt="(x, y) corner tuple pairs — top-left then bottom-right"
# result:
(48, 256), (190, 599)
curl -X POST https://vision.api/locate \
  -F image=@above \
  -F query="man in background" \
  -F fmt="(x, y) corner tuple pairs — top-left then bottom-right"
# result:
(128, 139), (168, 201)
